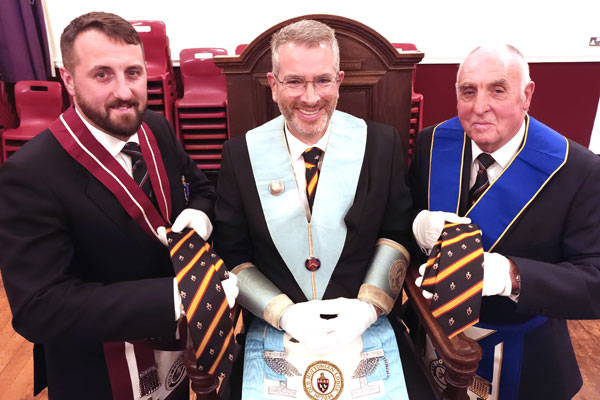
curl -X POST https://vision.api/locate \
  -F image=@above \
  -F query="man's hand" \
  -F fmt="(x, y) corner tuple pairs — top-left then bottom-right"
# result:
(482, 252), (513, 297)
(172, 209), (213, 240)
(413, 210), (471, 253)
(279, 300), (335, 353)
(308, 298), (378, 354)
(415, 263), (434, 299)
(221, 272), (239, 309)
(415, 254), (515, 298)
(157, 226), (168, 246)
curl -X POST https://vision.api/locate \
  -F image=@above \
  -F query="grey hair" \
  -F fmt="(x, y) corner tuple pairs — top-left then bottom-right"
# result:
(456, 44), (531, 92)
(270, 19), (340, 76)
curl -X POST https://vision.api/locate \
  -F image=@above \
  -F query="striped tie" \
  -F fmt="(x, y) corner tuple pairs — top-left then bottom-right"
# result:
(469, 153), (495, 205)
(302, 147), (323, 212)
(420, 222), (484, 338)
(121, 142), (154, 201)
(166, 228), (240, 381)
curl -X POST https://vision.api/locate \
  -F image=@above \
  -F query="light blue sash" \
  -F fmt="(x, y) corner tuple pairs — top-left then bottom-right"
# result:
(428, 115), (568, 251)
(246, 111), (367, 300)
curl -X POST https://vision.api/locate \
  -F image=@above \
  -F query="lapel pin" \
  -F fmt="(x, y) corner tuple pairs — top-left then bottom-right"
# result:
(269, 180), (285, 196)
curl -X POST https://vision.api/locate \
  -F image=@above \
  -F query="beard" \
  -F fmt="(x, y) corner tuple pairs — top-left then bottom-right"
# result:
(76, 92), (146, 140)
(278, 97), (337, 142)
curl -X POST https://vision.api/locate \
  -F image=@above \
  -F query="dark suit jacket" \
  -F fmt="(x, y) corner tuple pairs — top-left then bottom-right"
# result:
(213, 120), (413, 303)
(408, 120), (600, 399)
(0, 110), (216, 399)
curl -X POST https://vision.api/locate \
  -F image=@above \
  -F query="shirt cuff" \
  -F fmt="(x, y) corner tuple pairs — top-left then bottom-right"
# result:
(173, 278), (185, 320)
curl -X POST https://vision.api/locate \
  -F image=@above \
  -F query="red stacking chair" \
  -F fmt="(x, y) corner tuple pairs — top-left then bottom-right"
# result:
(235, 44), (248, 55)
(175, 48), (229, 170)
(130, 20), (176, 125)
(393, 43), (424, 161)
(0, 80), (18, 164)
(2, 80), (63, 162)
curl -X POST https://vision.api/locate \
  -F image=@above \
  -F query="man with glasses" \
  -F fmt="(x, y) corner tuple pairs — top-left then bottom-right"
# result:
(213, 19), (427, 399)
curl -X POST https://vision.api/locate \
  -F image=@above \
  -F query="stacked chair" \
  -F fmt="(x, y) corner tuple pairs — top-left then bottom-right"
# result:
(1, 80), (63, 162)
(0, 79), (18, 164)
(393, 43), (424, 161)
(175, 48), (229, 171)
(130, 20), (176, 125)
(235, 44), (248, 55)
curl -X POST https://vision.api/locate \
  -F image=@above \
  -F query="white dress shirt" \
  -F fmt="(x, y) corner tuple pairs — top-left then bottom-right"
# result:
(284, 122), (332, 220)
(470, 120), (526, 189)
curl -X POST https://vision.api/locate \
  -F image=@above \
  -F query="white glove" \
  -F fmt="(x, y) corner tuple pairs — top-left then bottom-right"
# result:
(416, 253), (513, 298)
(415, 263), (434, 299)
(482, 252), (513, 296)
(308, 298), (378, 354)
(413, 210), (471, 253)
(157, 226), (168, 246)
(279, 300), (335, 353)
(172, 208), (213, 240)
(221, 272), (239, 309)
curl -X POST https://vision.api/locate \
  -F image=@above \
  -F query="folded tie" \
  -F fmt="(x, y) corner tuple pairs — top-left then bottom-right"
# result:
(420, 222), (484, 338)
(166, 228), (240, 380)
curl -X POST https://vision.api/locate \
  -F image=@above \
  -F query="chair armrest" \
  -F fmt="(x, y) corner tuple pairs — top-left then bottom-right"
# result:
(405, 265), (482, 400)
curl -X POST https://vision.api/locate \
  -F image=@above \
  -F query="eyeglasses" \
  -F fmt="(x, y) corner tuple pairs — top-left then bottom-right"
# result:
(273, 74), (340, 95)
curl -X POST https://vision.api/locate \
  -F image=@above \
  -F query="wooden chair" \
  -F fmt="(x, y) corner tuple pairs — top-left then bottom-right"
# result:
(195, 14), (481, 399)
(393, 43), (425, 161)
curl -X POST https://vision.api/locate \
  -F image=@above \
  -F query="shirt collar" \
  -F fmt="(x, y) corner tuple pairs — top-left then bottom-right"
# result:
(471, 119), (526, 169)
(75, 106), (138, 157)
(285, 121), (331, 161)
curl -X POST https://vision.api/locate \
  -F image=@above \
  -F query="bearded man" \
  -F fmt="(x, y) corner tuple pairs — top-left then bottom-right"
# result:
(0, 11), (239, 400)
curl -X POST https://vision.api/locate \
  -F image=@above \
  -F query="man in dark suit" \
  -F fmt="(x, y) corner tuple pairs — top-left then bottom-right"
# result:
(213, 19), (433, 399)
(409, 44), (600, 399)
(0, 12), (236, 400)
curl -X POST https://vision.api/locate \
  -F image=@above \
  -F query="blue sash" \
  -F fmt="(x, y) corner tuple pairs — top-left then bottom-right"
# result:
(428, 115), (567, 399)
(470, 317), (548, 400)
(428, 115), (568, 251)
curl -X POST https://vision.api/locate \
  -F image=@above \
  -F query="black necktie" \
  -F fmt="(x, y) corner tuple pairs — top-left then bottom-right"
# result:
(166, 228), (240, 380)
(302, 147), (323, 212)
(469, 153), (495, 205)
(121, 142), (155, 203)
(421, 222), (484, 338)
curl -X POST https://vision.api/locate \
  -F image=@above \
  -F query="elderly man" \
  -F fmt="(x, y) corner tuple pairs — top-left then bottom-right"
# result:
(213, 19), (429, 399)
(409, 45), (600, 399)
(0, 11), (238, 400)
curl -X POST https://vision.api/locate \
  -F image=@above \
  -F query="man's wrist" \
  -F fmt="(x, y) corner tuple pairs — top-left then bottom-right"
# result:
(508, 258), (520, 295)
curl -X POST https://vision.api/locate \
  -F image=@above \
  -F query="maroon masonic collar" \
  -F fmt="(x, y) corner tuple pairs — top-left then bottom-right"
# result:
(49, 106), (172, 240)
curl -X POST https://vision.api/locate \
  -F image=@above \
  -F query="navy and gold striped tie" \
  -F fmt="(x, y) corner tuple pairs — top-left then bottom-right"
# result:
(121, 142), (152, 196)
(421, 222), (484, 338)
(302, 147), (323, 212)
(469, 153), (495, 205)
(166, 228), (240, 380)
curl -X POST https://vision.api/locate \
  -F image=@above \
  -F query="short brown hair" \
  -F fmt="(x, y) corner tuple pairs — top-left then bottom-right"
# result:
(270, 19), (340, 75)
(60, 11), (143, 71)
